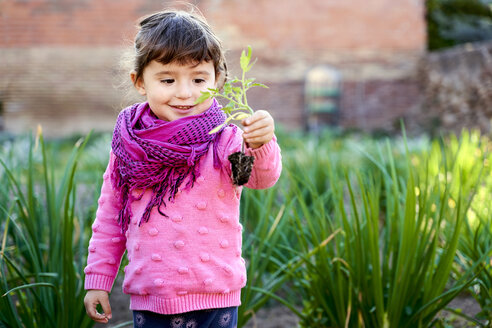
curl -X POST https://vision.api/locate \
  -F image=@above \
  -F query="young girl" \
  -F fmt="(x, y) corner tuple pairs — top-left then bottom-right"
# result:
(83, 8), (282, 328)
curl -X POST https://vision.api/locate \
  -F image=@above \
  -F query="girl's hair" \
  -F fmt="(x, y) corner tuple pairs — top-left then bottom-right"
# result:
(132, 9), (227, 87)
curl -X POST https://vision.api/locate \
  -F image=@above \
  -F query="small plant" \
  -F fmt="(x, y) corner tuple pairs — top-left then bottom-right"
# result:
(197, 46), (268, 185)
(198, 46), (267, 132)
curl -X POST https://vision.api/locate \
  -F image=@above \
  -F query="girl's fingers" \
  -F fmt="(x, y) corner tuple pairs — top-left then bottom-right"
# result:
(84, 292), (112, 323)
(241, 110), (274, 148)
(243, 118), (271, 132)
(100, 297), (113, 321)
(243, 125), (273, 139)
(94, 315), (109, 324)
(243, 116), (274, 135)
(88, 302), (109, 323)
(242, 110), (271, 127)
(243, 128), (274, 149)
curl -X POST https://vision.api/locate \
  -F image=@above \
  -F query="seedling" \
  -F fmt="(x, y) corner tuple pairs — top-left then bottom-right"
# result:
(196, 46), (268, 134)
(196, 46), (268, 185)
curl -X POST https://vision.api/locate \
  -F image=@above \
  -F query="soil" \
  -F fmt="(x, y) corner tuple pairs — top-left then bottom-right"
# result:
(95, 277), (484, 328)
(438, 295), (486, 327)
(228, 151), (255, 186)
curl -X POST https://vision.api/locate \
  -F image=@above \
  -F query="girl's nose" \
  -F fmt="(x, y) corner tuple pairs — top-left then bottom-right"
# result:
(176, 82), (192, 99)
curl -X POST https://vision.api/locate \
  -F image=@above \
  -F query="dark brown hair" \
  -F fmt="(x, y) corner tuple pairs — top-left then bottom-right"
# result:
(132, 9), (227, 87)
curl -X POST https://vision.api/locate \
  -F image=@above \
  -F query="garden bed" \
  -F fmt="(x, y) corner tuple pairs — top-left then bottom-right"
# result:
(2, 130), (490, 327)
(95, 277), (483, 328)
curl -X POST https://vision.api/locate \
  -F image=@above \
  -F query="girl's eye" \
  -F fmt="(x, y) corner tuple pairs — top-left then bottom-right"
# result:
(193, 79), (206, 84)
(161, 79), (174, 84)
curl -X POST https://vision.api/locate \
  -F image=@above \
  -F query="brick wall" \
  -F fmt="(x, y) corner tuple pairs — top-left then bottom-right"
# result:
(0, 0), (162, 47)
(204, 0), (425, 52)
(0, 47), (130, 136)
(0, 0), (426, 50)
(0, 0), (427, 136)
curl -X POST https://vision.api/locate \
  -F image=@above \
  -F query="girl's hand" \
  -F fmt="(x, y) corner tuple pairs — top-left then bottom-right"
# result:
(242, 110), (275, 149)
(84, 290), (112, 323)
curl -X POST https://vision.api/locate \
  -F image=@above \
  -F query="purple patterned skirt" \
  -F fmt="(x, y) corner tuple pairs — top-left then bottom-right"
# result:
(133, 306), (238, 328)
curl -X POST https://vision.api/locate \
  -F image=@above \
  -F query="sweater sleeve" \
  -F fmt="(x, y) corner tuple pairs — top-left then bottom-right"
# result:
(244, 135), (282, 189)
(84, 151), (127, 292)
(218, 125), (282, 189)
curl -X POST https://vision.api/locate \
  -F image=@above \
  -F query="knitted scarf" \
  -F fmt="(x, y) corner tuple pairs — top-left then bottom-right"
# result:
(111, 99), (226, 232)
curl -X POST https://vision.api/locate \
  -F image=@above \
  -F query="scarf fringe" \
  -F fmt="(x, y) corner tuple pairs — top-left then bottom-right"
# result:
(110, 100), (227, 233)
(112, 132), (224, 233)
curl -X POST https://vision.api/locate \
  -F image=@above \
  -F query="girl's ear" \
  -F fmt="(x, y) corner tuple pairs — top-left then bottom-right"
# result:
(215, 71), (224, 89)
(130, 71), (146, 96)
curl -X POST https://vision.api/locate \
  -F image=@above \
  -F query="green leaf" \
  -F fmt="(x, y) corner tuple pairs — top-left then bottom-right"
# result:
(250, 83), (269, 89)
(230, 112), (251, 121)
(245, 58), (257, 73)
(240, 46), (252, 72)
(195, 91), (211, 104)
(222, 102), (235, 115)
(110, 321), (134, 328)
(223, 83), (232, 96)
(208, 123), (225, 134)
(245, 78), (256, 85)
(3, 282), (58, 297)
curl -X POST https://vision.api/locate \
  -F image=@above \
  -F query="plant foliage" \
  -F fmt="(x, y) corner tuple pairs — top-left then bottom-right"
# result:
(196, 46), (268, 134)
(0, 130), (94, 328)
(427, 0), (492, 50)
(0, 127), (490, 327)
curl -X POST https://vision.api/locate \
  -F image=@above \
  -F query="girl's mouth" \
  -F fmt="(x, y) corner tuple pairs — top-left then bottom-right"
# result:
(171, 105), (194, 112)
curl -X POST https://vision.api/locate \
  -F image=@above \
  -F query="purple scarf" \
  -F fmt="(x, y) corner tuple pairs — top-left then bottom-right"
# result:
(111, 99), (226, 232)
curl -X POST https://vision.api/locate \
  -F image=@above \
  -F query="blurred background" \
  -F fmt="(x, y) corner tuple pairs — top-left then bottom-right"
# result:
(1, 2), (492, 327)
(1, 0), (491, 137)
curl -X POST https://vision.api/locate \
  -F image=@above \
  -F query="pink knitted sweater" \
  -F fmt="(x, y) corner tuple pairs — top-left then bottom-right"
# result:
(84, 126), (282, 315)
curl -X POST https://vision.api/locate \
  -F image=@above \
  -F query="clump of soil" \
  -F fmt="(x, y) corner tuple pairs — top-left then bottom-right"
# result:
(228, 151), (255, 185)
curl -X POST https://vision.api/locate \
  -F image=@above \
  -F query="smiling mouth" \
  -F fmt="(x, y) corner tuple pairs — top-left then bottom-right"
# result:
(172, 105), (194, 110)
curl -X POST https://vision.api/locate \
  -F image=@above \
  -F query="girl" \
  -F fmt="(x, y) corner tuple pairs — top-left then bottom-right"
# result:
(83, 8), (282, 328)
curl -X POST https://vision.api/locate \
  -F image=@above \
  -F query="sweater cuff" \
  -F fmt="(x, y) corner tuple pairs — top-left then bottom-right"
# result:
(84, 273), (116, 292)
(245, 136), (277, 160)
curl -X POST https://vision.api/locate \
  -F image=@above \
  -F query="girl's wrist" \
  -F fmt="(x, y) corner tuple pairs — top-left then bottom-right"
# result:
(247, 141), (265, 149)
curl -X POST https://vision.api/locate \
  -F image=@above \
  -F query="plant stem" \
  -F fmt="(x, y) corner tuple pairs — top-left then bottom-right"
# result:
(242, 70), (248, 109)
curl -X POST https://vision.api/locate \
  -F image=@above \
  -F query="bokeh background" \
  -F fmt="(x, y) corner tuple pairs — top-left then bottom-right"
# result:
(1, 0), (491, 137)
(1, 1), (492, 327)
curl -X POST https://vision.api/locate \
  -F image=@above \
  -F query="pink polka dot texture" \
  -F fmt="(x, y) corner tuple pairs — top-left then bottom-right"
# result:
(83, 128), (282, 315)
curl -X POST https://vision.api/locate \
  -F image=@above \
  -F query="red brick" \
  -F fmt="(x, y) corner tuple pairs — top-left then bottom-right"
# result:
(0, 0), (427, 135)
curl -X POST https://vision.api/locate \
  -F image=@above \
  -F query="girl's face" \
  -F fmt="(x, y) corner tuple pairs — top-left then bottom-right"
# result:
(132, 60), (217, 121)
